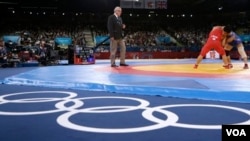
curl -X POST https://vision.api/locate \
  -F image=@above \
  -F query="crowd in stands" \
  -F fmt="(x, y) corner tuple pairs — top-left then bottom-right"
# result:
(1, 12), (250, 54)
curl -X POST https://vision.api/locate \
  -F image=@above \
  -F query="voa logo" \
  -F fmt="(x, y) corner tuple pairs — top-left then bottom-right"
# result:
(226, 128), (246, 136)
(222, 125), (249, 141)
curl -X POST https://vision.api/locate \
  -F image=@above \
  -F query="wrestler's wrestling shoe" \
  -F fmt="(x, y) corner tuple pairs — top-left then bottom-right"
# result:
(243, 64), (249, 69)
(193, 64), (198, 69)
(223, 64), (233, 69)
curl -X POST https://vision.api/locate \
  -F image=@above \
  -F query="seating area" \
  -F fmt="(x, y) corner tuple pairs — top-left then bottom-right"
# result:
(1, 12), (250, 67)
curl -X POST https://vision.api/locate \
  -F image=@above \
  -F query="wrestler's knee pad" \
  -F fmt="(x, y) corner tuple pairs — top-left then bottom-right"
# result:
(225, 50), (230, 56)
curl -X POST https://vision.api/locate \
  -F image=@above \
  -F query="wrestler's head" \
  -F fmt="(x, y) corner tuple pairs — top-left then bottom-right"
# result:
(223, 26), (232, 36)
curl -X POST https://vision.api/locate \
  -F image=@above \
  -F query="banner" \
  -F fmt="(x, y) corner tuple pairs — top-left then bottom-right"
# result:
(120, 0), (167, 9)
(156, 0), (167, 9)
(145, 0), (155, 9)
(133, 0), (144, 9)
(120, 0), (133, 8)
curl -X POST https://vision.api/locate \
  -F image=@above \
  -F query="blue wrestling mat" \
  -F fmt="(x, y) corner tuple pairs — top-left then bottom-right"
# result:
(2, 59), (250, 103)
(0, 85), (249, 141)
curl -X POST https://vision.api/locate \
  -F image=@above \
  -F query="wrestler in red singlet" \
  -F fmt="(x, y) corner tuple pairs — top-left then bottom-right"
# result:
(193, 26), (231, 69)
(200, 26), (226, 57)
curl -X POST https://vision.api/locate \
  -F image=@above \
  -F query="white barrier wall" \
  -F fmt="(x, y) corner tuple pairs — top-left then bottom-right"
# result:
(206, 50), (220, 59)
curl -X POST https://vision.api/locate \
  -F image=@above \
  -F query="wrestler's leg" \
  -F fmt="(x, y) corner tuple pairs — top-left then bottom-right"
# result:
(224, 44), (233, 68)
(237, 43), (249, 69)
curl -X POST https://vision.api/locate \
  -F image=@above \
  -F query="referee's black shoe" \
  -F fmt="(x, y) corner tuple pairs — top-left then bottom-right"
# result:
(111, 64), (119, 67)
(120, 63), (129, 66)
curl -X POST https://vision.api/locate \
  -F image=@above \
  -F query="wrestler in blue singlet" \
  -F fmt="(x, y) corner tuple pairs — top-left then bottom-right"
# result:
(227, 32), (242, 47)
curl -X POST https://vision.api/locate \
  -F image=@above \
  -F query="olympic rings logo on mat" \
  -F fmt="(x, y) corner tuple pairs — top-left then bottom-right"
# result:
(0, 91), (250, 133)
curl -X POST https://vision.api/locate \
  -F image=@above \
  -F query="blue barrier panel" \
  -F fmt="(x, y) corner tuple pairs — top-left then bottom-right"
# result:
(157, 36), (171, 43)
(55, 37), (72, 45)
(95, 36), (110, 44)
(3, 35), (21, 44)
(239, 35), (250, 42)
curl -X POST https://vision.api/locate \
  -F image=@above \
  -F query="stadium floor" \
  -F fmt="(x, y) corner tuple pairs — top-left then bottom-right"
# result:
(0, 59), (250, 141)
